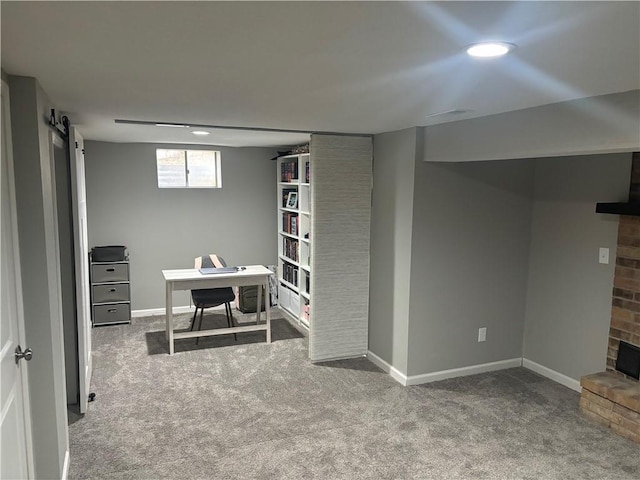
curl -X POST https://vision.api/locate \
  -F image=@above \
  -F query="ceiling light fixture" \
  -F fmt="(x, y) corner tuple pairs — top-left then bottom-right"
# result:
(155, 123), (190, 128)
(466, 42), (515, 58)
(191, 131), (210, 136)
(425, 109), (469, 118)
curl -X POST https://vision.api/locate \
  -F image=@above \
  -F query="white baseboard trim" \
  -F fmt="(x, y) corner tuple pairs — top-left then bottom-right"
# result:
(62, 450), (70, 480)
(366, 350), (409, 386)
(405, 358), (523, 386)
(366, 352), (523, 387)
(365, 350), (389, 372)
(389, 366), (408, 386)
(522, 358), (581, 392)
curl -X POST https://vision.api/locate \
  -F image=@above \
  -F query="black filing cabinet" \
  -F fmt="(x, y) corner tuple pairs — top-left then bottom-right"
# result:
(90, 257), (131, 326)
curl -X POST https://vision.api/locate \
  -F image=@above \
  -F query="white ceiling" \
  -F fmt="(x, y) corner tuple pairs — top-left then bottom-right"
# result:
(2, 1), (639, 148)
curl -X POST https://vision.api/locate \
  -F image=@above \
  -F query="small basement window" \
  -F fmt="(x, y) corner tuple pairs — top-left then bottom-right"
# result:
(156, 149), (222, 188)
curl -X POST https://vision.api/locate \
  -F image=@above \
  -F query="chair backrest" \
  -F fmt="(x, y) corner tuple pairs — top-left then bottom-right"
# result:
(194, 254), (227, 269)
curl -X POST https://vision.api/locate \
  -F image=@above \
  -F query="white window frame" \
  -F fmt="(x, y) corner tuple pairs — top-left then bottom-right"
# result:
(156, 149), (222, 189)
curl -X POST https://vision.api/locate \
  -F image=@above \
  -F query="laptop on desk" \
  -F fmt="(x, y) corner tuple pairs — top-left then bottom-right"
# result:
(199, 266), (246, 275)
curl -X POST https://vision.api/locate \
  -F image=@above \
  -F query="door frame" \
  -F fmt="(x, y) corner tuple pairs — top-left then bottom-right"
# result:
(68, 127), (92, 413)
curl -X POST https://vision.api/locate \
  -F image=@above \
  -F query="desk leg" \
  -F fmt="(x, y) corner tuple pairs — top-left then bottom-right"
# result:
(256, 283), (262, 325)
(265, 278), (271, 344)
(166, 282), (174, 355)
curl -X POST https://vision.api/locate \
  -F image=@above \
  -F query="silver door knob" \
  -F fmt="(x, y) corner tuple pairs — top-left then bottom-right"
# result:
(15, 345), (33, 364)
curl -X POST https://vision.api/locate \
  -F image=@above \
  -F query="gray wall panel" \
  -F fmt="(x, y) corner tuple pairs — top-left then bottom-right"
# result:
(310, 134), (372, 361)
(407, 159), (535, 376)
(368, 128), (419, 374)
(84, 141), (276, 310)
(523, 153), (630, 380)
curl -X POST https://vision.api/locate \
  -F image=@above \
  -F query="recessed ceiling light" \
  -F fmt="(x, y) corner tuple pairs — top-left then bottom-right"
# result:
(466, 42), (515, 58)
(191, 130), (210, 136)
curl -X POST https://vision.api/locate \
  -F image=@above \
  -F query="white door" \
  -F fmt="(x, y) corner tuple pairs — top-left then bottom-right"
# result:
(1, 81), (34, 478)
(69, 127), (92, 414)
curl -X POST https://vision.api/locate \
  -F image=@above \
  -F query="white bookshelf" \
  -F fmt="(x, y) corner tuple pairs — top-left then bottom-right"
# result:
(275, 135), (372, 362)
(277, 153), (311, 330)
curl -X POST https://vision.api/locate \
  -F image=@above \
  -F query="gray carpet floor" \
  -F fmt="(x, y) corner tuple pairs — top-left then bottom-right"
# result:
(68, 311), (640, 479)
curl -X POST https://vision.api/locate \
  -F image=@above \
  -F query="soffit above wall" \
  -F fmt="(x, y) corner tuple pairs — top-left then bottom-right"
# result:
(423, 90), (640, 162)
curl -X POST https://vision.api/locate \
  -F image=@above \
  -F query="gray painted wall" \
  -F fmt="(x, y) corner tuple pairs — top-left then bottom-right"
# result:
(424, 90), (640, 163)
(407, 159), (535, 376)
(523, 153), (631, 380)
(9, 75), (68, 479)
(369, 134), (633, 384)
(369, 128), (419, 374)
(84, 141), (277, 310)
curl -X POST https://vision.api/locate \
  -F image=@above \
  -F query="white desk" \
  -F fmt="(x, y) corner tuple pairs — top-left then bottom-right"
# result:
(163, 265), (272, 355)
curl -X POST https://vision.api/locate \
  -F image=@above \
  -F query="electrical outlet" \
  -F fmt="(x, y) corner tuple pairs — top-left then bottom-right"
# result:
(478, 327), (487, 342)
(599, 247), (609, 264)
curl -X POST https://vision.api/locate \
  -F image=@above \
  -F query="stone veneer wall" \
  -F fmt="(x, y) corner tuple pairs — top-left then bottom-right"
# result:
(609, 153), (640, 382)
(580, 373), (640, 444)
(610, 216), (640, 380)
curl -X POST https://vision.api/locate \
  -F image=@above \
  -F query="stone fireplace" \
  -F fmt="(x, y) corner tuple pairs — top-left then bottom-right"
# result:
(608, 213), (640, 381)
(579, 152), (640, 444)
(607, 151), (640, 381)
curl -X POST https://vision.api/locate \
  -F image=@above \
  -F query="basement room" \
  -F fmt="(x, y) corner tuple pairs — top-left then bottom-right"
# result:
(1, 2), (639, 479)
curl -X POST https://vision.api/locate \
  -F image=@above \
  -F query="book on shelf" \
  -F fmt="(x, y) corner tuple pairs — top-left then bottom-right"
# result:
(282, 212), (298, 234)
(280, 161), (299, 183)
(281, 260), (299, 287)
(305, 162), (310, 183)
(282, 237), (299, 262)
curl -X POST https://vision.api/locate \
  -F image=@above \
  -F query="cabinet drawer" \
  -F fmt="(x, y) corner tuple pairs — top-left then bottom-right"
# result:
(93, 303), (130, 325)
(92, 283), (130, 303)
(290, 292), (300, 315)
(92, 263), (129, 283)
(278, 284), (290, 310)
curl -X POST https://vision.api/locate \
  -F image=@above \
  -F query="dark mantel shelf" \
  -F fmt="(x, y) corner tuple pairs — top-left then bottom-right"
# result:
(596, 202), (640, 216)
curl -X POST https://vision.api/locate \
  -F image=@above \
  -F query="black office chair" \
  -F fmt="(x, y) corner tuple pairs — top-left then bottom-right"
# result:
(190, 254), (237, 342)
